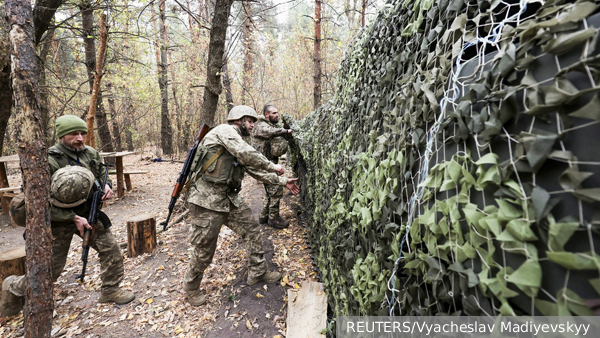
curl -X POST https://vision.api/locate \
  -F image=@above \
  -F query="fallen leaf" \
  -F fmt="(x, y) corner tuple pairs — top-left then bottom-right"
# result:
(256, 293), (264, 298)
(263, 285), (268, 292)
(146, 298), (153, 304)
(294, 283), (300, 289)
(246, 319), (252, 330)
(281, 275), (289, 287)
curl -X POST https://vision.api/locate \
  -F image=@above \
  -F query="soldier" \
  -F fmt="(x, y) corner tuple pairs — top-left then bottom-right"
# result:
(0, 115), (134, 317)
(252, 105), (293, 229)
(184, 105), (300, 306)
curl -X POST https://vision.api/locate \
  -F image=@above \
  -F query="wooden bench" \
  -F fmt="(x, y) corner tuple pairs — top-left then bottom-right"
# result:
(109, 171), (148, 191)
(0, 186), (21, 215)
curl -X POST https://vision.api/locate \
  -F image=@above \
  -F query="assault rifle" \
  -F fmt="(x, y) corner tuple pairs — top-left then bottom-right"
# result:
(160, 123), (211, 231)
(78, 162), (110, 283)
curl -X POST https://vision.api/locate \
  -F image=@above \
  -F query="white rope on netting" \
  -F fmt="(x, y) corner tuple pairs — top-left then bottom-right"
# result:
(386, 0), (541, 315)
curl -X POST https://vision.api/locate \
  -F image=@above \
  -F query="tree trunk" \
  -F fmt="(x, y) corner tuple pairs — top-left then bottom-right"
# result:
(222, 60), (234, 112)
(80, 3), (113, 152)
(0, 66), (11, 157)
(6, 1), (54, 337)
(0, 247), (26, 291)
(38, 27), (54, 140)
(158, 0), (173, 155)
(126, 215), (157, 258)
(199, 0), (234, 126)
(361, 0), (366, 27)
(0, 7), (12, 157)
(107, 84), (122, 152)
(124, 100), (134, 151)
(313, 0), (322, 109)
(241, 1), (253, 105)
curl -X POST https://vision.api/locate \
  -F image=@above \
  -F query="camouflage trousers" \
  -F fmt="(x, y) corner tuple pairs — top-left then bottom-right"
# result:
(184, 202), (267, 290)
(7, 220), (124, 297)
(259, 183), (283, 220)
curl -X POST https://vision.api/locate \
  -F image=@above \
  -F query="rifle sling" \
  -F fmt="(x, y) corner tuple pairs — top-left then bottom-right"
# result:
(181, 146), (225, 194)
(200, 147), (225, 174)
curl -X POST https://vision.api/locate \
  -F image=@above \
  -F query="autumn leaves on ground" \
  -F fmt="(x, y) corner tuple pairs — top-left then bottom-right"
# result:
(0, 153), (316, 337)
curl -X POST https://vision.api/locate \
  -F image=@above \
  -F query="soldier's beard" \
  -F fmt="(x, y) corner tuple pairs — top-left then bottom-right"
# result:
(61, 141), (85, 152)
(267, 116), (279, 124)
(239, 124), (251, 136)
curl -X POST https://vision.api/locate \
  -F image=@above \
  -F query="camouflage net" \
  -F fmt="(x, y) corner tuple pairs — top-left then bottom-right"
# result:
(283, 0), (600, 321)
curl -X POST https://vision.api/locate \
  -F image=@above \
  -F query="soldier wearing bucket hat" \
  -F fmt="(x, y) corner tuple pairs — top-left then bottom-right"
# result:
(1, 115), (134, 317)
(182, 105), (300, 307)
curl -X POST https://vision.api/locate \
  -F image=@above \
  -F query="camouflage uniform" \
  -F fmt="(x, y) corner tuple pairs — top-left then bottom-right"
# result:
(252, 116), (289, 220)
(6, 143), (123, 296)
(184, 124), (289, 289)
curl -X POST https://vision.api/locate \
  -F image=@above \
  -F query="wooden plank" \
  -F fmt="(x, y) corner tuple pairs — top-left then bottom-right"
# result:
(287, 282), (327, 338)
(0, 155), (20, 163)
(0, 186), (21, 192)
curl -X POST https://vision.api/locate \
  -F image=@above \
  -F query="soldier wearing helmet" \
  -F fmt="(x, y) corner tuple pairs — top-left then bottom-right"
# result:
(252, 104), (293, 229)
(183, 105), (300, 306)
(1, 115), (134, 317)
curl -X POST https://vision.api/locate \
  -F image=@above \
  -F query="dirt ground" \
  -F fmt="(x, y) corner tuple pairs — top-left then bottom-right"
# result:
(0, 152), (316, 337)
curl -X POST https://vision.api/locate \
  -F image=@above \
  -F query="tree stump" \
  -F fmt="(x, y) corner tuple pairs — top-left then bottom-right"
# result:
(127, 214), (157, 258)
(0, 247), (26, 298)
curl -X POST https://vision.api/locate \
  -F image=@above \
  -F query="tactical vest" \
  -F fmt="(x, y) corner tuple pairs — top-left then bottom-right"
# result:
(193, 145), (245, 193)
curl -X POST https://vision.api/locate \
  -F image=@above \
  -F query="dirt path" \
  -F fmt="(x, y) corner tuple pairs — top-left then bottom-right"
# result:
(0, 154), (316, 338)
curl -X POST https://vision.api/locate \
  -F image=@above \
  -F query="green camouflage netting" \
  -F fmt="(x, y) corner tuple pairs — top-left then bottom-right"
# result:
(283, 0), (600, 320)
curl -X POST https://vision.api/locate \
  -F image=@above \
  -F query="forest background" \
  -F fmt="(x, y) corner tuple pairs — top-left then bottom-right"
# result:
(0, 0), (383, 158)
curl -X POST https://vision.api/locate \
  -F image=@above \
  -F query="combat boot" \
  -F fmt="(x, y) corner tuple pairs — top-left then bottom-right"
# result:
(97, 288), (135, 305)
(186, 289), (206, 307)
(0, 276), (25, 317)
(268, 216), (289, 229)
(258, 217), (268, 225)
(247, 270), (282, 285)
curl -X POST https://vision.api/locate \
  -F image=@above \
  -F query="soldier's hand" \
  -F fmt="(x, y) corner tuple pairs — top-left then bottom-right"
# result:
(73, 215), (92, 237)
(102, 184), (114, 200)
(274, 164), (285, 176)
(287, 129), (293, 134)
(286, 178), (300, 194)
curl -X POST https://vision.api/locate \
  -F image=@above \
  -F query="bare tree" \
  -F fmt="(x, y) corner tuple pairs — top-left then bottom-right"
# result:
(314, 0), (322, 108)
(80, 1), (113, 151)
(6, 1), (53, 337)
(199, 0), (235, 126)
(158, 0), (173, 155)
(222, 60), (234, 112)
(241, 1), (253, 104)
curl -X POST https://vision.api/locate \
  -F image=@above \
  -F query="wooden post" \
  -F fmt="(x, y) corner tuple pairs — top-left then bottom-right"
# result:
(124, 173), (132, 191)
(0, 247), (26, 298)
(116, 156), (124, 198)
(126, 214), (157, 258)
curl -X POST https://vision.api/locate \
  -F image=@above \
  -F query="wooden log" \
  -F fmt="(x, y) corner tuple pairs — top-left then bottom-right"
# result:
(124, 173), (132, 191)
(287, 282), (327, 338)
(126, 214), (157, 258)
(0, 247), (26, 298)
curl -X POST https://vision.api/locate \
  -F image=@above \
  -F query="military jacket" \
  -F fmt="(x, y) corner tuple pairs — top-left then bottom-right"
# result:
(188, 124), (288, 212)
(48, 143), (112, 222)
(252, 116), (289, 159)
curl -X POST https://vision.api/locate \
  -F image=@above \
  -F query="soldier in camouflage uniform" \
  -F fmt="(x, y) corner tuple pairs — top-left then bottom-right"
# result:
(252, 105), (293, 229)
(0, 115), (134, 317)
(184, 105), (300, 306)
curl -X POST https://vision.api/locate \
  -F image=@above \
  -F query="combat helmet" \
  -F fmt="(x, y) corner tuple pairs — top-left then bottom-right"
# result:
(227, 105), (258, 122)
(50, 166), (96, 208)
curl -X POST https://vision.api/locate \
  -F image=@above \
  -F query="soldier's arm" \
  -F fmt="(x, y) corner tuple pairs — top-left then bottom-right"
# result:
(253, 122), (289, 139)
(217, 132), (277, 172)
(246, 167), (289, 186)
